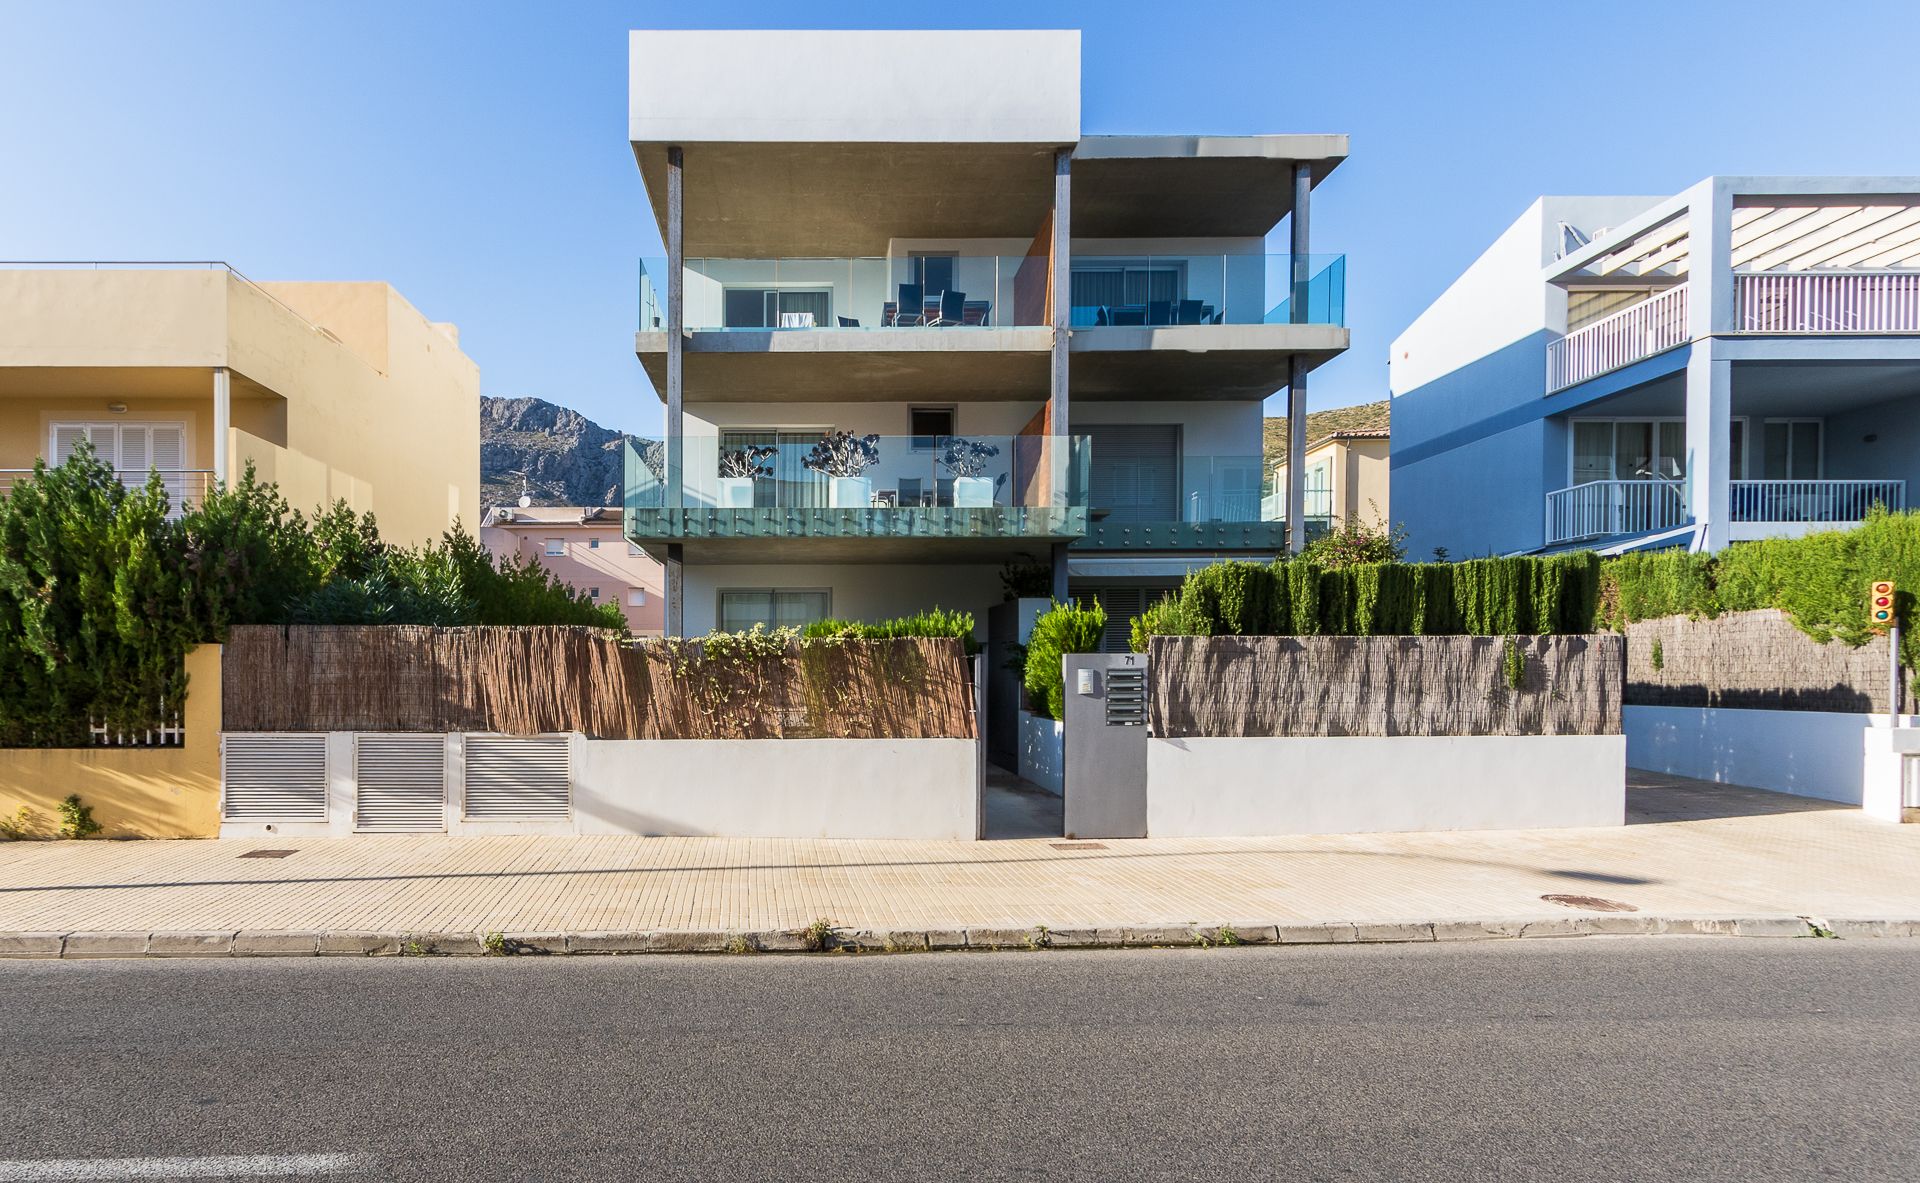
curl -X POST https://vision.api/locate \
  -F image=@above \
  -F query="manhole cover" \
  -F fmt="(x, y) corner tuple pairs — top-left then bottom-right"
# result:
(1541, 893), (1638, 913)
(239, 849), (299, 859)
(1050, 842), (1107, 851)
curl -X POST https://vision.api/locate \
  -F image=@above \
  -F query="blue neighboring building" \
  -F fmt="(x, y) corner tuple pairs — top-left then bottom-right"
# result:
(1390, 177), (1920, 559)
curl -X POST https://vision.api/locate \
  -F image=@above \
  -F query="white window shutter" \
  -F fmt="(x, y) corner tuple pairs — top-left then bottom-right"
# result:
(150, 424), (185, 472)
(118, 426), (149, 478)
(51, 424), (92, 466)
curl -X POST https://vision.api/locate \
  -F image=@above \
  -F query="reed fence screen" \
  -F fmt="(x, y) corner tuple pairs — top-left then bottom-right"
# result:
(222, 626), (975, 740)
(1148, 634), (1623, 738)
(1623, 609), (1901, 714)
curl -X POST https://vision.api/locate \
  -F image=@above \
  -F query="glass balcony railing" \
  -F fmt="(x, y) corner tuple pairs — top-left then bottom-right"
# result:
(625, 433), (1092, 544)
(638, 256), (1051, 331)
(1068, 254), (1345, 328)
(638, 253), (1347, 333)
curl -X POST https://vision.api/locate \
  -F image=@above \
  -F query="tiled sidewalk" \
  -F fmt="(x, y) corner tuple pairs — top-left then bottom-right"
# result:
(1, 774), (1917, 944)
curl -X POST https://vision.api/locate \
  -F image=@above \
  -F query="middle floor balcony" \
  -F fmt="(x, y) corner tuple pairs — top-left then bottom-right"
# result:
(624, 432), (1090, 563)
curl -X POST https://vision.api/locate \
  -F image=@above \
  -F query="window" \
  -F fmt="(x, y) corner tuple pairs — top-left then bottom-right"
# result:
(909, 407), (955, 451)
(722, 288), (831, 328)
(911, 253), (957, 297)
(51, 421), (188, 484)
(1303, 459), (1334, 525)
(720, 430), (828, 508)
(588, 587), (600, 599)
(588, 538), (600, 550)
(544, 538), (564, 556)
(627, 589), (647, 607)
(718, 589), (831, 632)
(1762, 420), (1822, 480)
(1568, 419), (1686, 484)
(1085, 424), (1180, 524)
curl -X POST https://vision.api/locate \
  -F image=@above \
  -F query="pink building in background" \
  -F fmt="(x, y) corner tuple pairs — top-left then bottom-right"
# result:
(480, 505), (665, 635)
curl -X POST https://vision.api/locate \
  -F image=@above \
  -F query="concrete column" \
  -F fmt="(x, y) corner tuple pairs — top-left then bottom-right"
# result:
(665, 543), (685, 638)
(1684, 343), (1731, 552)
(665, 146), (685, 513)
(211, 366), (231, 486)
(1049, 147), (1071, 444)
(1050, 541), (1070, 603)
(1286, 162), (1312, 555)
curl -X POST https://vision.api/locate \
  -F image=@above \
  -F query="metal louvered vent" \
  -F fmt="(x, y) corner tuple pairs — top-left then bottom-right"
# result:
(463, 735), (570, 820)
(222, 734), (328, 821)
(1105, 668), (1147, 726)
(354, 735), (447, 833)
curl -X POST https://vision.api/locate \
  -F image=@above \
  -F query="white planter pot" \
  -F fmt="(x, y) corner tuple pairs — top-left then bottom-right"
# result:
(717, 477), (755, 508)
(829, 476), (873, 509)
(953, 476), (995, 507)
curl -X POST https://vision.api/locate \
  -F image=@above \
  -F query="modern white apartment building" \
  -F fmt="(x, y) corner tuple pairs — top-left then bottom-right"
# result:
(622, 29), (1347, 637)
(1391, 177), (1920, 558)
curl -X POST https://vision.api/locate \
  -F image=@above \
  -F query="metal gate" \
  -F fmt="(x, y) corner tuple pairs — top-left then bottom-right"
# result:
(354, 735), (446, 833)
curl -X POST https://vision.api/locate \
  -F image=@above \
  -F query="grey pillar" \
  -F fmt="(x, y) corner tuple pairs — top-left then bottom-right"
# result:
(1049, 147), (1071, 440)
(1050, 541), (1070, 603)
(665, 145), (686, 635)
(665, 543), (685, 639)
(1286, 162), (1311, 555)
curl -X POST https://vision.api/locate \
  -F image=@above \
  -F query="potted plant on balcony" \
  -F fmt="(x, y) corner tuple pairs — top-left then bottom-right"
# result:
(716, 443), (777, 508)
(802, 430), (882, 508)
(936, 437), (1004, 507)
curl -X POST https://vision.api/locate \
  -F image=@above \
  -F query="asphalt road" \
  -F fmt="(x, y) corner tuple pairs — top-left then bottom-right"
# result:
(1, 941), (1915, 1182)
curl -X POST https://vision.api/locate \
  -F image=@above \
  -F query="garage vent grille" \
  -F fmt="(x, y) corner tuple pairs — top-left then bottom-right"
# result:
(221, 734), (328, 821)
(463, 735), (570, 820)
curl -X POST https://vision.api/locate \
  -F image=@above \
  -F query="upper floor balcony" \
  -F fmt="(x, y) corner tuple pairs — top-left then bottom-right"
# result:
(1079, 451), (1286, 551)
(636, 251), (1349, 402)
(623, 432), (1090, 563)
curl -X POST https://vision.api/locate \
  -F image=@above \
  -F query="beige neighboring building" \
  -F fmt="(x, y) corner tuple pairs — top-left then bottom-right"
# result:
(1269, 428), (1390, 539)
(0, 264), (479, 545)
(481, 505), (665, 635)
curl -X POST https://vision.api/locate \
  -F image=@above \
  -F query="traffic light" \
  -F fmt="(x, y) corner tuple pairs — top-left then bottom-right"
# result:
(1870, 580), (1896, 627)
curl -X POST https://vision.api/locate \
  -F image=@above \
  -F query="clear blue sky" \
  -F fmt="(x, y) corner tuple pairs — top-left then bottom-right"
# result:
(4, 1), (1917, 435)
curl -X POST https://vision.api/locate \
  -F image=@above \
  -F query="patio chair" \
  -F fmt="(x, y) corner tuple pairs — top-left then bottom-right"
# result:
(1175, 299), (1206, 325)
(962, 300), (991, 326)
(1111, 305), (1147, 326)
(892, 283), (924, 326)
(1147, 300), (1174, 326)
(926, 289), (967, 326)
(838, 315), (860, 327)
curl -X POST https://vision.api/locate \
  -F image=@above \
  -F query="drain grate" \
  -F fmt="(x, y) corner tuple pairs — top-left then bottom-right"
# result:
(1541, 893), (1638, 913)
(1050, 842), (1108, 851)
(239, 849), (299, 859)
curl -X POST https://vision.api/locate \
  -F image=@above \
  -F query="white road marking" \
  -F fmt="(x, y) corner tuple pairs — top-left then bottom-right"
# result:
(0, 1155), (373, 1180)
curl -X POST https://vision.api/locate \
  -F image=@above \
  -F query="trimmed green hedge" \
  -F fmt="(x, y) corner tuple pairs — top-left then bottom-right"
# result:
(1130, 553), (1602, 651)
(801, 606), (979, 655)
(1599, 508), (1919, 689)
(1022, 600), (1106, 720)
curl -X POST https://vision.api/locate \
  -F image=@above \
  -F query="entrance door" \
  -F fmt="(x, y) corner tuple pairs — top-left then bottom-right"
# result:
(1086, 424), (1180, 523)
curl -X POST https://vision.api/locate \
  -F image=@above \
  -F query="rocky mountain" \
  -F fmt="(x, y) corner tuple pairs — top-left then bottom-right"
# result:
(479, 396), (631, 509)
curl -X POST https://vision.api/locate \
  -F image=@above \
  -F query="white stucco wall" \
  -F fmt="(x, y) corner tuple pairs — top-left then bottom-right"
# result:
(1626, 704), (1920, 808)
(573, 736), (977, 839)
(1145, 735), (1625, 837)
(630, 29), (1080, 144)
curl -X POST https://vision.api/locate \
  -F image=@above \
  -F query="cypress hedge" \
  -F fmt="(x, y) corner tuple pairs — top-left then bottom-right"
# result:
(1130, 552), (1602, 651)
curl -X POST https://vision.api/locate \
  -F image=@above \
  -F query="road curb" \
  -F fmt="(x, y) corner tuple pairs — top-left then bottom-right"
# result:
(5, 914), (1915, 959)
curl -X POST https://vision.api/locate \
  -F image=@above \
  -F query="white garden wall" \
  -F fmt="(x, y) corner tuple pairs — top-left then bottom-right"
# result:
(1018, 710), (1064, 796)
(572, 736), (977, 839)
(1626, 704), (1920, 812)
(1146, 735), (1625, 837)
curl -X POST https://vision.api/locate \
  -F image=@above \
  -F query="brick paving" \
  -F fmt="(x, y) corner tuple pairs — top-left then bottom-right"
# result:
(1, 773), (1916, 939)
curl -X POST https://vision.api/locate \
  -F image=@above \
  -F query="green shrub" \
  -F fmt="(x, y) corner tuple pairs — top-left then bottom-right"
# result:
(57, 794), (101, 840)
(1177, 560), (1281, 636)
(1283, 561), (1324, 634)
(1298, 515), (1407, 568)
(801, 606), (979, 654)
(1599, 550), (1717, 627)
(1022, 599), (1106, 720)
(1129, 594), (1207, 653)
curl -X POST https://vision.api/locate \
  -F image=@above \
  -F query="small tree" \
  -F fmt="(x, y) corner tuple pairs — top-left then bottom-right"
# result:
(801, 431), (882, 478)
(718, 444), (778, 480)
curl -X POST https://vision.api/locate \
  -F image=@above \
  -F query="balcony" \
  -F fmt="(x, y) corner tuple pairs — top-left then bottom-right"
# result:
(1736, 272), (1920, 333)
(1080, 454), (1286, 551)
(1543, 477), (1906, 547)
(0, 468), (214, 519)
(636, 253), (1350, 402)
(624, 434), (1090, 563)
(1546, 285), (1689, 393)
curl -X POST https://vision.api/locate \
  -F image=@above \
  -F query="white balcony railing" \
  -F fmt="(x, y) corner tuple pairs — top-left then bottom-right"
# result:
(0, 469), (215, 516)
(1546, 285), (1690, 393)
(1736, 272), (1920, 333)
(1545, 480), (1687, 546)
(1730, 479), (1906, 523)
